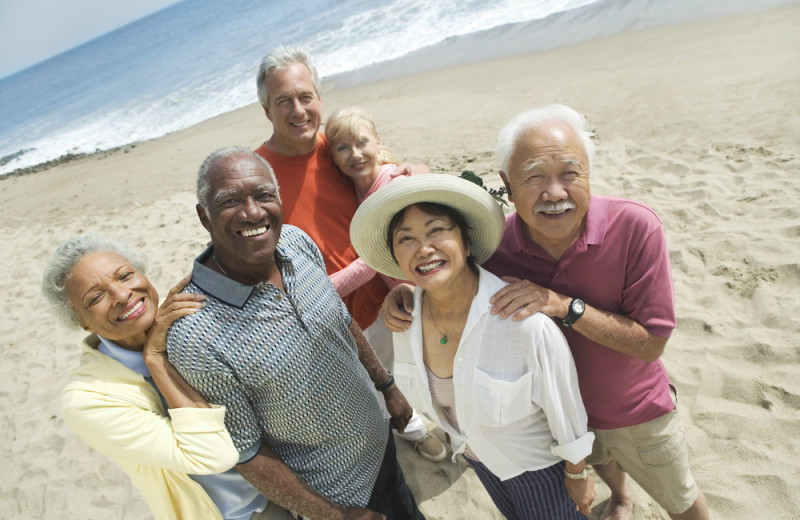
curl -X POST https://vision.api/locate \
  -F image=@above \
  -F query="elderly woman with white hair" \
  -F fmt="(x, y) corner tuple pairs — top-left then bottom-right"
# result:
(42, 234), (291, 520)
(350, 174), (596, 520)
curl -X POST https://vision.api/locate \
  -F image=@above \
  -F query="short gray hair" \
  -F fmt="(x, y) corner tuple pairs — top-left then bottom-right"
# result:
(196, 146), (279, 210)
(256, 45), (321, 107)
(496, 104), (596, 174)
(42, 234), (147, 330)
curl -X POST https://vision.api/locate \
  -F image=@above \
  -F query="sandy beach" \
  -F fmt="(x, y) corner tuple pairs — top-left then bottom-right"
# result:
(2, 4), (798, 519)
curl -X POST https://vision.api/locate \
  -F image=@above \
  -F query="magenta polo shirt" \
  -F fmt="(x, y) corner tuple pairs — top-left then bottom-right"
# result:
(482, 195), (676, 430)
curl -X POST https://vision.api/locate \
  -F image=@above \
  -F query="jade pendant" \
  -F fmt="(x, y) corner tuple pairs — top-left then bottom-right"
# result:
(440, 336), (448, 345)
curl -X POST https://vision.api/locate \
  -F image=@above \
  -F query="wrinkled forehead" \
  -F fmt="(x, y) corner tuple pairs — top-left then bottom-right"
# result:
(510, 125), (589, 172)
(266, 63), (316, 95)
(67, 250), (134, 292)
(209, 154), (276, 188)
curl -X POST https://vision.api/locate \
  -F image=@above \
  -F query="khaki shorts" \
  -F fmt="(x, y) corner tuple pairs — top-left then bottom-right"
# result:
(586, 398), (698, 514)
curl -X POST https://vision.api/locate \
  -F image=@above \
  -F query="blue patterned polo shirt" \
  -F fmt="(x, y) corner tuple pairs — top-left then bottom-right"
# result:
(166, 225), (388, 508)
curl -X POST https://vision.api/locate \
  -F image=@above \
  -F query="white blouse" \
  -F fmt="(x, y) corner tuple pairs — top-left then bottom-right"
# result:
(393, 267), (594, 480)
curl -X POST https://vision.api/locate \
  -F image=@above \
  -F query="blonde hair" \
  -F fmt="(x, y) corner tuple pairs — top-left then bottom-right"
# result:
(325, 106), (397, 165)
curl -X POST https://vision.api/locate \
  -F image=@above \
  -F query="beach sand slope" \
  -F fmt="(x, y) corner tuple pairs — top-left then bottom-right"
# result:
(1, 5), (798, 519)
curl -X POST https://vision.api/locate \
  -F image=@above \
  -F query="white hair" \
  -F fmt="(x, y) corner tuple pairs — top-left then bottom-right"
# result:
(496, 104), (595, 173)
(42, 234), (147, 330)
(256, 45), (321, 107)
(196, 146), (279, 210)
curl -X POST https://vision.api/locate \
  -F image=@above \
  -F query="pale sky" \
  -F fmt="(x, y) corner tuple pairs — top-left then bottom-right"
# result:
(0, 0), (181, 79)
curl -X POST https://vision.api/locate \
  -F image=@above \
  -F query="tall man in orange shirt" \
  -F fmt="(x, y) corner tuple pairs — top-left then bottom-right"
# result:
(253, 46), (446, 462)
(253, 46), (385, 331)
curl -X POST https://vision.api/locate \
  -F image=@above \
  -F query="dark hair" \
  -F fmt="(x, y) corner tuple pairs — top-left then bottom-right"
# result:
(387, 203), (478, 273)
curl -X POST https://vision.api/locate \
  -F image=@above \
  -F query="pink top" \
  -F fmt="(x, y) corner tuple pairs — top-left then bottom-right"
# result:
(330, 164), (408, 296)
(483, 195), (676, 430)
(424, 364), (479, 461)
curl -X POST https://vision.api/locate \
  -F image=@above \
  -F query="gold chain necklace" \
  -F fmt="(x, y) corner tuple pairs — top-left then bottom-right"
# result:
(425, 293), (471, 345)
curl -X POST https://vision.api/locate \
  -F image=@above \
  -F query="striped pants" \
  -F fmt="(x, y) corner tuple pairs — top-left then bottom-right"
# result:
(464, 458), (583, 520)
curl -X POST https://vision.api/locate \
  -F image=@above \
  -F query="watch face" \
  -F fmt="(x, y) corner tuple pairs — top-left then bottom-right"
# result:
(573, 299), (585, 313)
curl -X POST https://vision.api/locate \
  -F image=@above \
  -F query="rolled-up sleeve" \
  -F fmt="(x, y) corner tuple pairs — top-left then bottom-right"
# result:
(62, 390), (239, 475)
(532, 319), (595, 464)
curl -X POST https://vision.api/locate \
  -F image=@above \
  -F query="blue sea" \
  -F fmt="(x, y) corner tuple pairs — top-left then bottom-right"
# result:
(0, 0), (794, 176)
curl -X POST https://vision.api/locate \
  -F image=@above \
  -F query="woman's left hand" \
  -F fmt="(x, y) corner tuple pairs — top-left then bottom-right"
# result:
(144, 274), (206, 358)
(565, 476), (595, 516)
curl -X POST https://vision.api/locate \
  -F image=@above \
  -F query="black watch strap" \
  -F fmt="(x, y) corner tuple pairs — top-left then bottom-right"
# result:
(562, 298), (585, 328)
(375, 373), (395, 392)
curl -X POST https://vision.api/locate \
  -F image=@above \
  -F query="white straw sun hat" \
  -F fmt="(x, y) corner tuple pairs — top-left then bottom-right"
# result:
(350, 173), (505, 280)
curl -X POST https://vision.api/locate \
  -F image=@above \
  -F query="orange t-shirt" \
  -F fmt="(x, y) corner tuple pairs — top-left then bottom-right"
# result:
(255, 134), (388, 329)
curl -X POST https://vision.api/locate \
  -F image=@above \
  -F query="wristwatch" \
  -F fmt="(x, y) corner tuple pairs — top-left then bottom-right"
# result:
(564, 468), (589, 480)
(562, 298), (585, 328)
(375, 373), (395, 392)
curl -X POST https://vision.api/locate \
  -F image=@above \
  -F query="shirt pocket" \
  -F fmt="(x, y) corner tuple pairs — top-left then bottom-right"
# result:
(394, 362), (429, 410)
(470, 368), (534, 427)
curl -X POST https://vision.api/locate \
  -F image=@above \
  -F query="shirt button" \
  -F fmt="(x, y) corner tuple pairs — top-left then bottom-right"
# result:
(275, 294), (283, 301)
(458, 357), (464, 362)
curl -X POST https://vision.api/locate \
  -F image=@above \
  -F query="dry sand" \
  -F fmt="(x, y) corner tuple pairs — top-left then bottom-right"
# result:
(1, 4), (798, 519)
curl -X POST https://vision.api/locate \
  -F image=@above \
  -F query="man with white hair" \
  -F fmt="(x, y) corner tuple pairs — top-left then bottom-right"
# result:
(384, 105), (709, 520)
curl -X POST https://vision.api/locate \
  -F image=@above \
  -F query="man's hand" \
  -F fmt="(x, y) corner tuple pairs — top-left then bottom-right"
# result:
(565, 477), (595, 516)
(382, 384), (412, 433)
(489, 276), (569, 320)
(389, 163), (430, 178)
(381, 284), (415, 332)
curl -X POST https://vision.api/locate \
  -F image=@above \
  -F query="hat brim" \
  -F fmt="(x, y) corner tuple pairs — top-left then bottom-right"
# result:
(350, 174), (506, 280)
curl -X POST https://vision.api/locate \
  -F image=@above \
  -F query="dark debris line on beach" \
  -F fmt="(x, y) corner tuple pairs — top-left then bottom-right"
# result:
(0, 144), (139, 180)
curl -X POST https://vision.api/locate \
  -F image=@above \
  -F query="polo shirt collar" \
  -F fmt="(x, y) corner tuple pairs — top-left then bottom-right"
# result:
(191, 247), (255, 307)
(191, 245), (291, 308)
(97, 335), (150, 378)
(509, 194), (608, 254)
(583, 194), (607, 246)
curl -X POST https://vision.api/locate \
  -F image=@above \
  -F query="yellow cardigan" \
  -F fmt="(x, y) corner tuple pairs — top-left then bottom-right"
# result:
(61, 335), (239, 520)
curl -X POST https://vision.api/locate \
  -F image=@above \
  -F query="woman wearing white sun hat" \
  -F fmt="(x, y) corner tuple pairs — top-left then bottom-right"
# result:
(350, 173), (596, 520)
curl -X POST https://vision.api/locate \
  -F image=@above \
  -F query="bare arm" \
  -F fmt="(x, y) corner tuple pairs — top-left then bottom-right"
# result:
(144, 275), (211, 408)
(236, 445), (385, 520)
(489, 277), (667, 362)
(389, 163), (430, 178)
(349, 320), (412, 433)
(564, 460), (595, 515)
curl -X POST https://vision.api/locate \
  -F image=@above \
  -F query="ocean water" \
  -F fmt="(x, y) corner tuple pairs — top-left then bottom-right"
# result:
(0, 0), (794, 176)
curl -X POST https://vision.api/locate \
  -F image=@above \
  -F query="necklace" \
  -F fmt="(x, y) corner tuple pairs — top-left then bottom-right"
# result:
(425, 293), (471, 345)
(212, 252), (230, 277)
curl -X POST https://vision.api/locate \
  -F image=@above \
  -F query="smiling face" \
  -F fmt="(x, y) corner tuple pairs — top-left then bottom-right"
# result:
(390, 205), (472, 294)
(501, 121), (591, 260)
(66, 251), (158, 350)
(263, 62), (323, 156)
(198, 153), (283, 285)
(330, 121), (382, 189)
